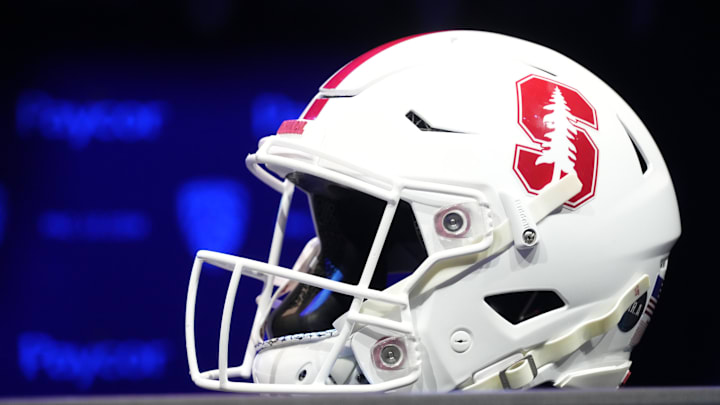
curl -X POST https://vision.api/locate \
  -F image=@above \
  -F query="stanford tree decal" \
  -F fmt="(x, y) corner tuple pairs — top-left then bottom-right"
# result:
(513, 75), (599, 208)
(536, 86), (578, 181)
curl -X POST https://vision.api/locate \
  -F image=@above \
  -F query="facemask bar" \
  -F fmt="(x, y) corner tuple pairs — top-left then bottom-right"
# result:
(185, 177), (295, 390)
(186, 136), (527, 394)
(238, 179), (295, 379)
(185, 210), (419, 393)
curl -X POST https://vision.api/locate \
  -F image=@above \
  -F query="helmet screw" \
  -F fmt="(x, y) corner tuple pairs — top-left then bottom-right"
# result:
(443, 211), (465, 233)
(522, 229), (537, 245)
(380, 344), (403, 367)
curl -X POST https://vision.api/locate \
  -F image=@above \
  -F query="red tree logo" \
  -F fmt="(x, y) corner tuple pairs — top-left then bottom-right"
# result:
(513, 75), (599, 208)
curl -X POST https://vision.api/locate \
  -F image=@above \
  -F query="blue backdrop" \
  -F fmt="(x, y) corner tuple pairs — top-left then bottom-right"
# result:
(2, 0), (716, 397)
(1, 50), (337, 395)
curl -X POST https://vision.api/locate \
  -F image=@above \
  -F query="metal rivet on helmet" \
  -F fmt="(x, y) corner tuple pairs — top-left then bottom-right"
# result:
(443, 211), (465, 233)
(380, 344), (403, 367)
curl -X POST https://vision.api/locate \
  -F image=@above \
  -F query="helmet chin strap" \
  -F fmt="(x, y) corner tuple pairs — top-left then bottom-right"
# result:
(463, 274), (650, 390)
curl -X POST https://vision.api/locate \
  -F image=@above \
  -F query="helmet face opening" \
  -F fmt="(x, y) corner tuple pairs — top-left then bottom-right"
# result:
(263, 172), (428, 339)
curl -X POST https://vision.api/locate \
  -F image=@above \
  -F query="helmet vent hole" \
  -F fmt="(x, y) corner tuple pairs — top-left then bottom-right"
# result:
(406, 110), (433, 131)
(485, 290), (565, 325)
(631, 140), (648, 174)
(405, 110), (458, 133)
(529, 65), (556, 77)
(619, 117), (648, 174)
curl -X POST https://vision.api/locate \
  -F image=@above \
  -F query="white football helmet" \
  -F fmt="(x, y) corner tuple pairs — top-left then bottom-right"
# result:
(185, 30), (680, 393)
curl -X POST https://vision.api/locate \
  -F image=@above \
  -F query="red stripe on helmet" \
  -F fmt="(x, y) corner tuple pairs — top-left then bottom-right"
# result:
(302, 98), (328, 120)
(322, 33), (428, 90)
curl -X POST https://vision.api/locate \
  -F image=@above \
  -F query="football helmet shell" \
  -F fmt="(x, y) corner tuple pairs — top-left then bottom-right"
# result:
(185, 30), (680, 393)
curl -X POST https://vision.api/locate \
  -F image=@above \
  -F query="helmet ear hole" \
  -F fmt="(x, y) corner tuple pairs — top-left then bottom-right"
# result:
(484, 291), (565, 325)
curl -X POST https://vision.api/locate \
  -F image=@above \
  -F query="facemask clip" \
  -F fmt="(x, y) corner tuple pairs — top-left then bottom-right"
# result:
(500, 193), (539, 250)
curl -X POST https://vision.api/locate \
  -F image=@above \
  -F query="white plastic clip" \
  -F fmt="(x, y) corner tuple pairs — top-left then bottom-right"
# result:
(500, 193), (538, 249)
(500, 174), (582, 251)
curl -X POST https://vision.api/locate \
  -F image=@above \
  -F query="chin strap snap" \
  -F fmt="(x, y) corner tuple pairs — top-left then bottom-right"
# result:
(464, 274), (650, 390)
(498, 354), (538, 389)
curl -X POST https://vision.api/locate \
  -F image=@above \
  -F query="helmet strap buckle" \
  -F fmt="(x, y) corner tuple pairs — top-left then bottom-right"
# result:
(499, 354), (538, 389)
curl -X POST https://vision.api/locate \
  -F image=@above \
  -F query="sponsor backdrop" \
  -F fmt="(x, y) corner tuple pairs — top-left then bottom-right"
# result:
(1, 1), (715, 397)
